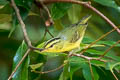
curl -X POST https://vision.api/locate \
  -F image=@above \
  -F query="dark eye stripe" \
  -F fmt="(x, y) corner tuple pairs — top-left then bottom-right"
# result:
(44, 37), (60, 48)
(49, 40), (60, 48)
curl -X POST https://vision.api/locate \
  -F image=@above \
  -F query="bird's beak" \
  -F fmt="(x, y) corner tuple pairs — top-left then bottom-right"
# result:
(79, 15), (92, 24)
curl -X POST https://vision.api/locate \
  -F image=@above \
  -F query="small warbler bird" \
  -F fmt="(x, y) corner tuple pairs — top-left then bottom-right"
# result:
(39, 15), (91, 53)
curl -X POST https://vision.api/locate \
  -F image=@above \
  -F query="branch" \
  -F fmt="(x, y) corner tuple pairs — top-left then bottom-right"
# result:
(32, 62), (66, 74)
(99, 40), (120, 59)
(72, 54), (107, 62)
(111, 70), (118, 80)
(35, 0), (120, 34)
(80, 28), (115, 54)
(11, 0), (32, 47)
(11, 0), (43, 51)
(45, 27), (54, 38)
(8, 49), (31, 80)
(40, 1), (54, 25)
(40, 2), (54, 37)
(8, 0), (44, 80)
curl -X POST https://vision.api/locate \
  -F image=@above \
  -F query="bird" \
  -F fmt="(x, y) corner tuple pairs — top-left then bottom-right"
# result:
(38, 15), (91, 53)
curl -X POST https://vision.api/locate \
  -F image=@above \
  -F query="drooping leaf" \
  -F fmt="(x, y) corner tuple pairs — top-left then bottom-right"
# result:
(69, 56), (86, 80)
(69, 56), (85, 72)
(82, 63), (99, 80)
(12, 41), (29, 80)
(59, 61), (70, 80)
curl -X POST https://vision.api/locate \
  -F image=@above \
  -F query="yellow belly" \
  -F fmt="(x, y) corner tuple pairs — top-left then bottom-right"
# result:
(42, 42), (80, 53)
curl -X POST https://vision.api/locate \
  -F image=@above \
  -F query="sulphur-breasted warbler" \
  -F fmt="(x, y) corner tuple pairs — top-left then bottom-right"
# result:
(37, 15), (91, 53)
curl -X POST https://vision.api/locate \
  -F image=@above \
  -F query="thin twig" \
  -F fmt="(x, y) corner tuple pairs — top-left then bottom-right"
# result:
(99, 40), (120, 59)
(111, 70), (118, 80)
(11, 0), (43, 52)
(36, 0), (120, 34)
(72, 54), (107, 62)
(40, 1), (54, 24)
(40, 2), (54, 37)
(8, 49), (31, 80)
(39, 9), (54, 38)
(11, 0), (32, 47)
(42, 29), (47, 41)
(88, 60), (94, 80)
(45, 27), (54, 38)
(80, 28), (116, 54)
(32, 61), (67, 74)
(9, 0), (43, 80)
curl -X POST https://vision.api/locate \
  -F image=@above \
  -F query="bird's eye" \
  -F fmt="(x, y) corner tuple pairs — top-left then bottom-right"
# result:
(85, 22), (88, 25)
(49, 44), (54, 48)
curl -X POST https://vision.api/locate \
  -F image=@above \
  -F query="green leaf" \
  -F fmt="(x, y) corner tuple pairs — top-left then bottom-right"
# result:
(51, 3), (72, 20)
(68, 4), (82, 24)
(80, 43), (104, 50)
(12, 41), (29, 80)
(69, 56), (85, 72)
(59, 61), (70, 80)
(0, 14), (11, 23)
(0, 0), (9, 5)
(82, 37), (94, 43)
(106, 62), (120, 71)
(0, 3), (12, 14)
(94, 0), (120, 12)
(14, 0), (33, 10)
(97, 41), (120, 47)
(69, 56), (85, 80)
(82, 63), (99, 80)
(91, 60), (106, 67)
(54, 19), (64, 31)
(30, 63), (43, 71)
(86, 49), (104, 55)
(0, 22), (11, 30)
(110, 62), (120, 71)
(8, 0), (33, 37)
(83, 37), (120, 47)
(70, 57), (85, 79)
(9, 7), (29, 37)
(86, 49), (120, 62)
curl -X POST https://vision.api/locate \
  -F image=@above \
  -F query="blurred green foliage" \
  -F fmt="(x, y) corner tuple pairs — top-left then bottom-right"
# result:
(0, 0), (120, 80)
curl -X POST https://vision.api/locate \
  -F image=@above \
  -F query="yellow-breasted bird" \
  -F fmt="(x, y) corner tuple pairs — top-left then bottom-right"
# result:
(38, 15), (91, 53)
